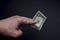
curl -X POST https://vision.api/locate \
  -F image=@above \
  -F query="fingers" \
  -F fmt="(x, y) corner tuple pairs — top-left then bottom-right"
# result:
(3, 15), (35, 38)
(16, 16), (36, 24)
(10, 29), (23, 38)
(8, 15), (36, 24)
(21, 17), (36, 24)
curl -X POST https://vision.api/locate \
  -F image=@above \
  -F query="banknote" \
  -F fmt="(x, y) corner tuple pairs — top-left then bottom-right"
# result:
(32, 10), (47, 31)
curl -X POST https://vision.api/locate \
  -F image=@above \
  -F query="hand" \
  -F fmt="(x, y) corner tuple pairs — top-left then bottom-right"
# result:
(0, 15), (35, 38)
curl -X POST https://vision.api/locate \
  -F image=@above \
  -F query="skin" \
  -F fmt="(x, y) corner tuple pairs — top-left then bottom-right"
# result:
(0, 15), (36, 38)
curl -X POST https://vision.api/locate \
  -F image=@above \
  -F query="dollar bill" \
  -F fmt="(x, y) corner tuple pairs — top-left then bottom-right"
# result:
(32, 10), (47, 31)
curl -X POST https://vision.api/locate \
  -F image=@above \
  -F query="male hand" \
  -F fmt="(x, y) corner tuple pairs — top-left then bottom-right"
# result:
(0, 15), (35, 38)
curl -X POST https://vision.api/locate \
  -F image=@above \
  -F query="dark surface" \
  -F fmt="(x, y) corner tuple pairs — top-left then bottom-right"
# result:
(0, 0), (60, 40)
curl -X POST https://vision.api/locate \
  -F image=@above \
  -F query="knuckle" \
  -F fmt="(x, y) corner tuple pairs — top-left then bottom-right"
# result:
(14, 32), (22, 38)
(19, 31), (23, 35)
(12, 33), (19, 38)
(15, 15), (20, 18)
(8, 31), (23, 38)
(12, 15), (21, 21)
(13, 15), (21, 19)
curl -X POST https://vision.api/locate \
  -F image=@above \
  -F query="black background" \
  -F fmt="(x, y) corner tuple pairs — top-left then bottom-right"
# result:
(0, 0), (60, 40)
